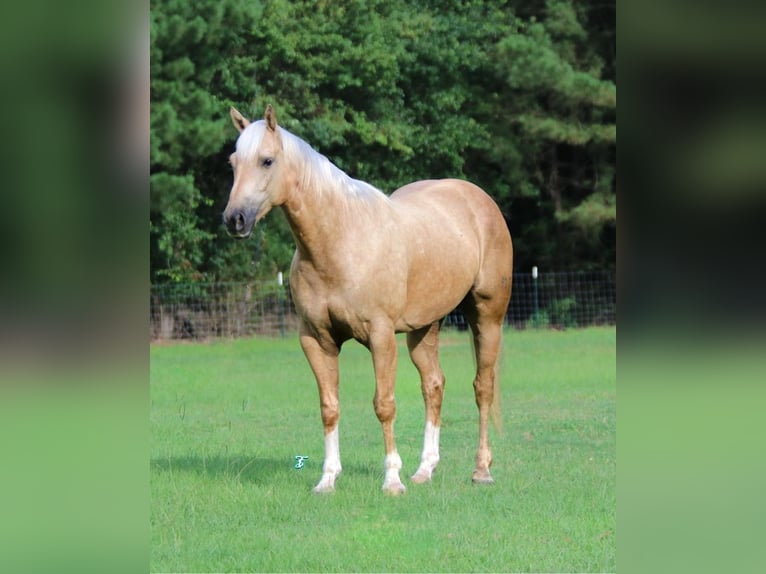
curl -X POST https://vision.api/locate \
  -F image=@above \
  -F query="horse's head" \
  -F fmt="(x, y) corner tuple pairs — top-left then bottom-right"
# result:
(223, 105), (288, 238)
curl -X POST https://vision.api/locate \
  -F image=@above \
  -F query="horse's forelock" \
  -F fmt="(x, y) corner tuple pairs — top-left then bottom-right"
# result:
(235, 120), (267, 160)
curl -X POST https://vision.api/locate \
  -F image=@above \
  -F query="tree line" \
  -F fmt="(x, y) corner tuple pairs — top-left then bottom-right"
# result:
(150, 0), (615, 284)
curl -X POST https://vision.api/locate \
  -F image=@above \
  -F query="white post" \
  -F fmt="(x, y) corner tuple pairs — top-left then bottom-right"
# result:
(277, 271), (285, 337)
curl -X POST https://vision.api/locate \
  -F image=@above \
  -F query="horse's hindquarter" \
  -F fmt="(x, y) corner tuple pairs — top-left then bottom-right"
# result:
(391, 179), (512, 328)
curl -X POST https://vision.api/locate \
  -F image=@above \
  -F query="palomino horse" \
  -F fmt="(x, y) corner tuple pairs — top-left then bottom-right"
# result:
(223, 105), (513, 494)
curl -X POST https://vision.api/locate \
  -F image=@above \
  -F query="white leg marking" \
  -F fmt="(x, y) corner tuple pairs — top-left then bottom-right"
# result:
(313, 426), (341, 494)
(382, 450), (406, 494)
(412, 421), (441, 483)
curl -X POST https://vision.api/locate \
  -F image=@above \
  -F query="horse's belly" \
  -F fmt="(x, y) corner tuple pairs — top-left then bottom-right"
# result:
(291, 254), (410, 340)
(397, 249), (477, 330)
(397, 297), (466, 331)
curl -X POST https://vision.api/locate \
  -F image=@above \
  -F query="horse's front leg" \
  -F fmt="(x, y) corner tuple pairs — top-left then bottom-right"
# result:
(300, 326), (341, 493)
(369, 324), (405, 495)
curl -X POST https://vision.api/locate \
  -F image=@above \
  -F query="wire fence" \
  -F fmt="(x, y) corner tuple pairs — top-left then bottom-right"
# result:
(150, 270), (615, 341)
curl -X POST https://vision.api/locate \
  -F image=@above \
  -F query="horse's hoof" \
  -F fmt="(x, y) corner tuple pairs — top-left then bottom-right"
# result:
(410, 471), (432, 484)
(471, 471), (495, 485)
(312, 482), (336, 494)
(313, 486), (335, 495)
(382, 481), (407, 495)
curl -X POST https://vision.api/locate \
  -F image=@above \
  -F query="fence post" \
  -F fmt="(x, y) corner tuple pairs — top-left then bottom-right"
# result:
(532, 266), (539, 322)
(277, 271), (285, 338)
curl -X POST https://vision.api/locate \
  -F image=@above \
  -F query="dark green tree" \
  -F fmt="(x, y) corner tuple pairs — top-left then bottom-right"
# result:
(482, 0), (616, 271)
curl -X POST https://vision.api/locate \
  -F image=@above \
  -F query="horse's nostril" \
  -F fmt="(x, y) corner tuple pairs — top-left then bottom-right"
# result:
(224, 210), (244, 233)
(224, 208), (254, 237)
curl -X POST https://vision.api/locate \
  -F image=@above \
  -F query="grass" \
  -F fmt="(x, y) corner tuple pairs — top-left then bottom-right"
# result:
(151, 327), (615, 573)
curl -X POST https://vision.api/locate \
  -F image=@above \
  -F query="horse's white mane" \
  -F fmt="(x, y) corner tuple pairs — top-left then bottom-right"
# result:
(237, 120), (388, 205)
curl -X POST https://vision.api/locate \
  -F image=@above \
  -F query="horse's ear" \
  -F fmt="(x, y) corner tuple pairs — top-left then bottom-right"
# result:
(264, 104), (277, 131)
(230, 107), (250, 133)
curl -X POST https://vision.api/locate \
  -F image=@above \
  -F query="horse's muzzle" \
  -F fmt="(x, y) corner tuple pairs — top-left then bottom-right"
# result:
(223, 207), (257, 238)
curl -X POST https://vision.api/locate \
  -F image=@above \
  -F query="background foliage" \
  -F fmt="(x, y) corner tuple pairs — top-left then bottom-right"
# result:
(150, 0), (615, 283)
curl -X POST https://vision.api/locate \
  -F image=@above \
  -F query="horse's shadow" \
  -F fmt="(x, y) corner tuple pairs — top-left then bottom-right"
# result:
(150, 454), (379, 486)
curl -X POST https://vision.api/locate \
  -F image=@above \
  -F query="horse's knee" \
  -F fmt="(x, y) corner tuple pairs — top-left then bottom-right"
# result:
(373, 396), (396, 422)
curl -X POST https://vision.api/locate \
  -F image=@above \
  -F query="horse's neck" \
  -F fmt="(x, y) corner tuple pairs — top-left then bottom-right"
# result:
(281, 153), (385, 270)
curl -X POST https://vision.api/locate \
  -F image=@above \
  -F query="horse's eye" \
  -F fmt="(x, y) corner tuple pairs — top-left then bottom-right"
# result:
(262, 158), (273, 168)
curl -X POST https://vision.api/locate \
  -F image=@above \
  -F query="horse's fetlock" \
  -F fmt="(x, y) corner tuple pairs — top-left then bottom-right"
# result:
(321, 407), (339, 428)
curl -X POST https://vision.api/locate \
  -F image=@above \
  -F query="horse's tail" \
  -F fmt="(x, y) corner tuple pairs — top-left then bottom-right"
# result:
(490, 328), (504, 435)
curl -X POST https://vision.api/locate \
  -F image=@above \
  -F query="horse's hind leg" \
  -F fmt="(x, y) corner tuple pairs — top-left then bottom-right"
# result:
(407, 321), (445, 483)
(463, 294), (507, 484)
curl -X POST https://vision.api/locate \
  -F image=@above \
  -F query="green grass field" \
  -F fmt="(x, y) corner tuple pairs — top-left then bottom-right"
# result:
(151, 327), (615, 573)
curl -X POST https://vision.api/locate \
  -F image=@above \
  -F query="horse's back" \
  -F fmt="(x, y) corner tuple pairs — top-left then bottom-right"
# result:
(392, 179), (506, 231)
(391, 178), (511, 256)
